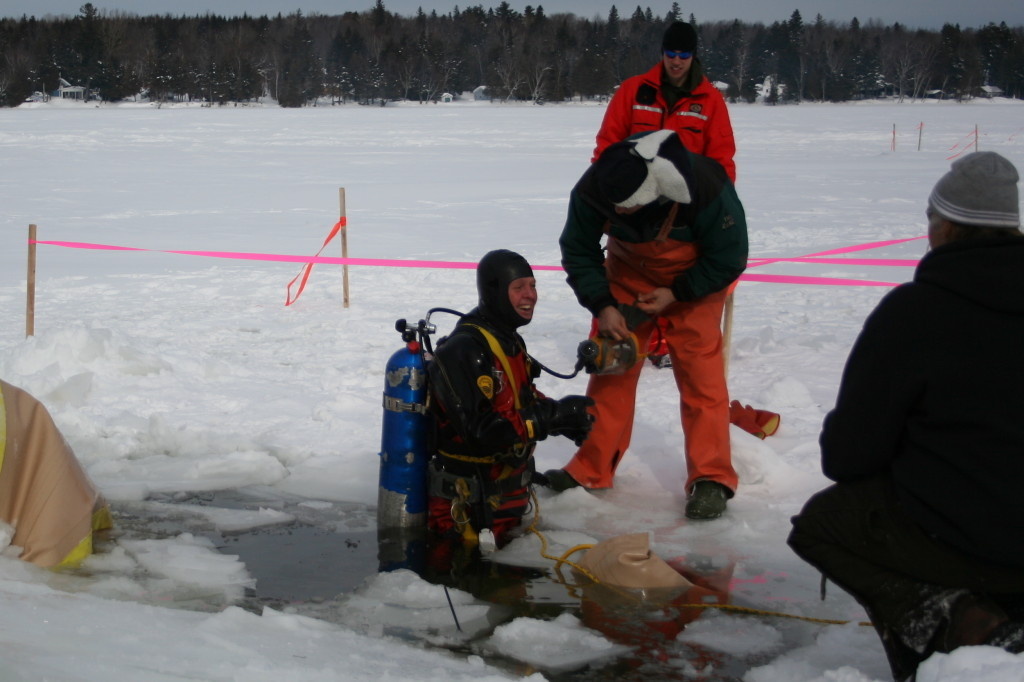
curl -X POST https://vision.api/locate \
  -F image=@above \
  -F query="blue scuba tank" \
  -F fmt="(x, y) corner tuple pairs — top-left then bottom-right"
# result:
(377, 326), (429, 531)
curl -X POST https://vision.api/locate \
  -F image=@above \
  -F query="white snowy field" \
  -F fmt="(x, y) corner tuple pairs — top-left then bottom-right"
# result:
(1, 96), (1023, 681)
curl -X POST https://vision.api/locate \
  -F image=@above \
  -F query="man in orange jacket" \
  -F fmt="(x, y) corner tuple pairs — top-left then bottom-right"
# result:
(593, 21), (736, 183)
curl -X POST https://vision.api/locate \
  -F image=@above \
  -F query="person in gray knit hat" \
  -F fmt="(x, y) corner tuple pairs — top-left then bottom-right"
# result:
(929, 150), (1020, 229)
(788, 151), (1024, 682)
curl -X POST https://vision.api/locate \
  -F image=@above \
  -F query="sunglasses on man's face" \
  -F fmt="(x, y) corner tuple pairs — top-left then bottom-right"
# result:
(663, 50), (693, 60)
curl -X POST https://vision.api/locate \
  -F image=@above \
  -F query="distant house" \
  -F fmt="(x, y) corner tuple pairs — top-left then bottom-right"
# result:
(979, 85), (1004, 98)
(56, 78), (85, 100)
(441, 92), (454, 103)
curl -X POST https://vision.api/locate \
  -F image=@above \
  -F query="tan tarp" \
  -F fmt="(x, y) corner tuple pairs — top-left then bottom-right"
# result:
(576, 533), (694, 590)
(0, 379), (111, 568)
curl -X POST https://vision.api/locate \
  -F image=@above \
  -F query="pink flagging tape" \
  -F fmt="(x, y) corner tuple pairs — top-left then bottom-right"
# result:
(739, 273), (900, 287)
(798, 235), (924, 256)
(748, 236), (925, 264)
(745, 236), (925, 272)
(286, 219), (344, 305)
(748, 256), (920, 267)
(30, 233), (922, 303)
(946, 128), (980, 160)
(32, 239), (548, 269)
(31, 239), (564, 306)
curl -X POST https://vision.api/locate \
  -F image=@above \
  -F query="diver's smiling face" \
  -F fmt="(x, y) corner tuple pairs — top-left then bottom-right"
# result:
(508, 277), (537, 322)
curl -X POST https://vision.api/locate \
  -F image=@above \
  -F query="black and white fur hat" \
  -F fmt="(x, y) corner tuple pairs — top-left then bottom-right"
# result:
(594, 130), (692, 209)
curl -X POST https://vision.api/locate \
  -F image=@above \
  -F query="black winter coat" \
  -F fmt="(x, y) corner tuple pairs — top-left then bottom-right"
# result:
(820, 237), (1024, 569)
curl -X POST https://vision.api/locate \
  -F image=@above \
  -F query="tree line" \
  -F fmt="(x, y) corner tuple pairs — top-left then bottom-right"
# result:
(1, 1), (1021, 108)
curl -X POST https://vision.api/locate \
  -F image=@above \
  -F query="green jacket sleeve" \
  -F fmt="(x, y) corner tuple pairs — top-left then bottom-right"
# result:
(671, 181), (748, 301)
(558, 188), (619, 317)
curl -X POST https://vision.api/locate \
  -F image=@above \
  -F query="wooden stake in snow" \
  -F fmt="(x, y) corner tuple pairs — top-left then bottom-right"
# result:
(340, 188), (350, 308)
(722, 288), (735, 377)
(26, 224), (36, 338)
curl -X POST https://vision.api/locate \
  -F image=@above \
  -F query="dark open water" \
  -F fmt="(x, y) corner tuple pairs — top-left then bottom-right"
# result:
(106, 488), (802, 681)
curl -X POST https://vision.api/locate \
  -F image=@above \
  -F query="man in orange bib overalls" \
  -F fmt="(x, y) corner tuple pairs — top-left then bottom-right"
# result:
(546, 130), (748, 520)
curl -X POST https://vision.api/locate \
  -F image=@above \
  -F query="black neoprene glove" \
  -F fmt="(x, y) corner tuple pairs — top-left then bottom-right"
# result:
(523, 399), (556, 442)
(548, 395), (596, 446)
(523, 396), (595, 445)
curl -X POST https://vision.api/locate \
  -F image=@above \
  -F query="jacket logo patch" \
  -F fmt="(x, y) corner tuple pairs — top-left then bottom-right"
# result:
(722, 215), (735, 230)
(689, 103), (703, 114)
(477, 375), (495, 400)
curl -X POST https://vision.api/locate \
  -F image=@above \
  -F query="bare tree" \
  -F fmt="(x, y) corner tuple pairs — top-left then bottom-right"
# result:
(525, 63), (551, 102)
(493, 47), (526, 100)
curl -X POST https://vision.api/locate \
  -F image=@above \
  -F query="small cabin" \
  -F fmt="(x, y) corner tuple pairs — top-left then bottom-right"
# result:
(57, 78), (85, 100)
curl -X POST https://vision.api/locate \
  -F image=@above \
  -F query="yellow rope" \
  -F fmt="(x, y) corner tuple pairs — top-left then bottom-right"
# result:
(439, 450), (496, 465)
(525, 489), (598, 581)
(672, 602), (872, 626)
(525, 488), (873, 627)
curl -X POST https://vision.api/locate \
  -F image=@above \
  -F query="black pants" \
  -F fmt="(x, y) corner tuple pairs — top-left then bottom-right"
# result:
(788, 475), (1024, 681)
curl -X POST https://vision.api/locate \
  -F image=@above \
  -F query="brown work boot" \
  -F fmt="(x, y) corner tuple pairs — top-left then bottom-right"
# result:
(985, 621), (1024, 653)
(939, 593), (1009, 652)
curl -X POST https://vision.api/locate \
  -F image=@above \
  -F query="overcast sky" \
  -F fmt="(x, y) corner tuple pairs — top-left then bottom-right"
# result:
(2, 0), (1022, 30)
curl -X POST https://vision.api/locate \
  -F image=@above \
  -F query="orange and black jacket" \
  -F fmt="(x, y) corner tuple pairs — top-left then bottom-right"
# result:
(427, 313), (548, 459)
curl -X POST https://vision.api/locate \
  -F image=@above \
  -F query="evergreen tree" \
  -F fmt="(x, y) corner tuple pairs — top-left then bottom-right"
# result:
(0, 5), (1023, 108)
(276, 12), (318, 106)
(74, 2), (103, 96)
(936, 23), (970, 99)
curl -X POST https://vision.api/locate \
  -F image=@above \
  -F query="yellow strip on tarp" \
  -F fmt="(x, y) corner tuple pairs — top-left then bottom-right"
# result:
(54, 506), (113, 570)
(55, 531), (93, 569)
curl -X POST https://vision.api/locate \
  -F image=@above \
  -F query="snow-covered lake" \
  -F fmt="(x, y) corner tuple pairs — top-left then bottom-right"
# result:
(1, 96), (1022, 681)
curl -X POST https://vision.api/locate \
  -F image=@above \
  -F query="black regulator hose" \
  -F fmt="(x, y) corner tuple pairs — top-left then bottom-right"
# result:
(533, 357), (583, 380)
(405, 307), (583, 380)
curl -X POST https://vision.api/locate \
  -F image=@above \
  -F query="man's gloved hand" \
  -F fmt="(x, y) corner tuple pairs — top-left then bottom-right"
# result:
(549, 395), (596, 446)
(523, 396), (596, 445)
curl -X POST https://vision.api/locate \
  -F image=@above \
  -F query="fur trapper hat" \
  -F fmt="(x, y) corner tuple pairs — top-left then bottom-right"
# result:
(593, 130), (693, 209)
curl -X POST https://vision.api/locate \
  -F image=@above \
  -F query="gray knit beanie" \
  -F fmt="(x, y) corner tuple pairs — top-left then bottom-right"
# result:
(928, 151), (1020, 228)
